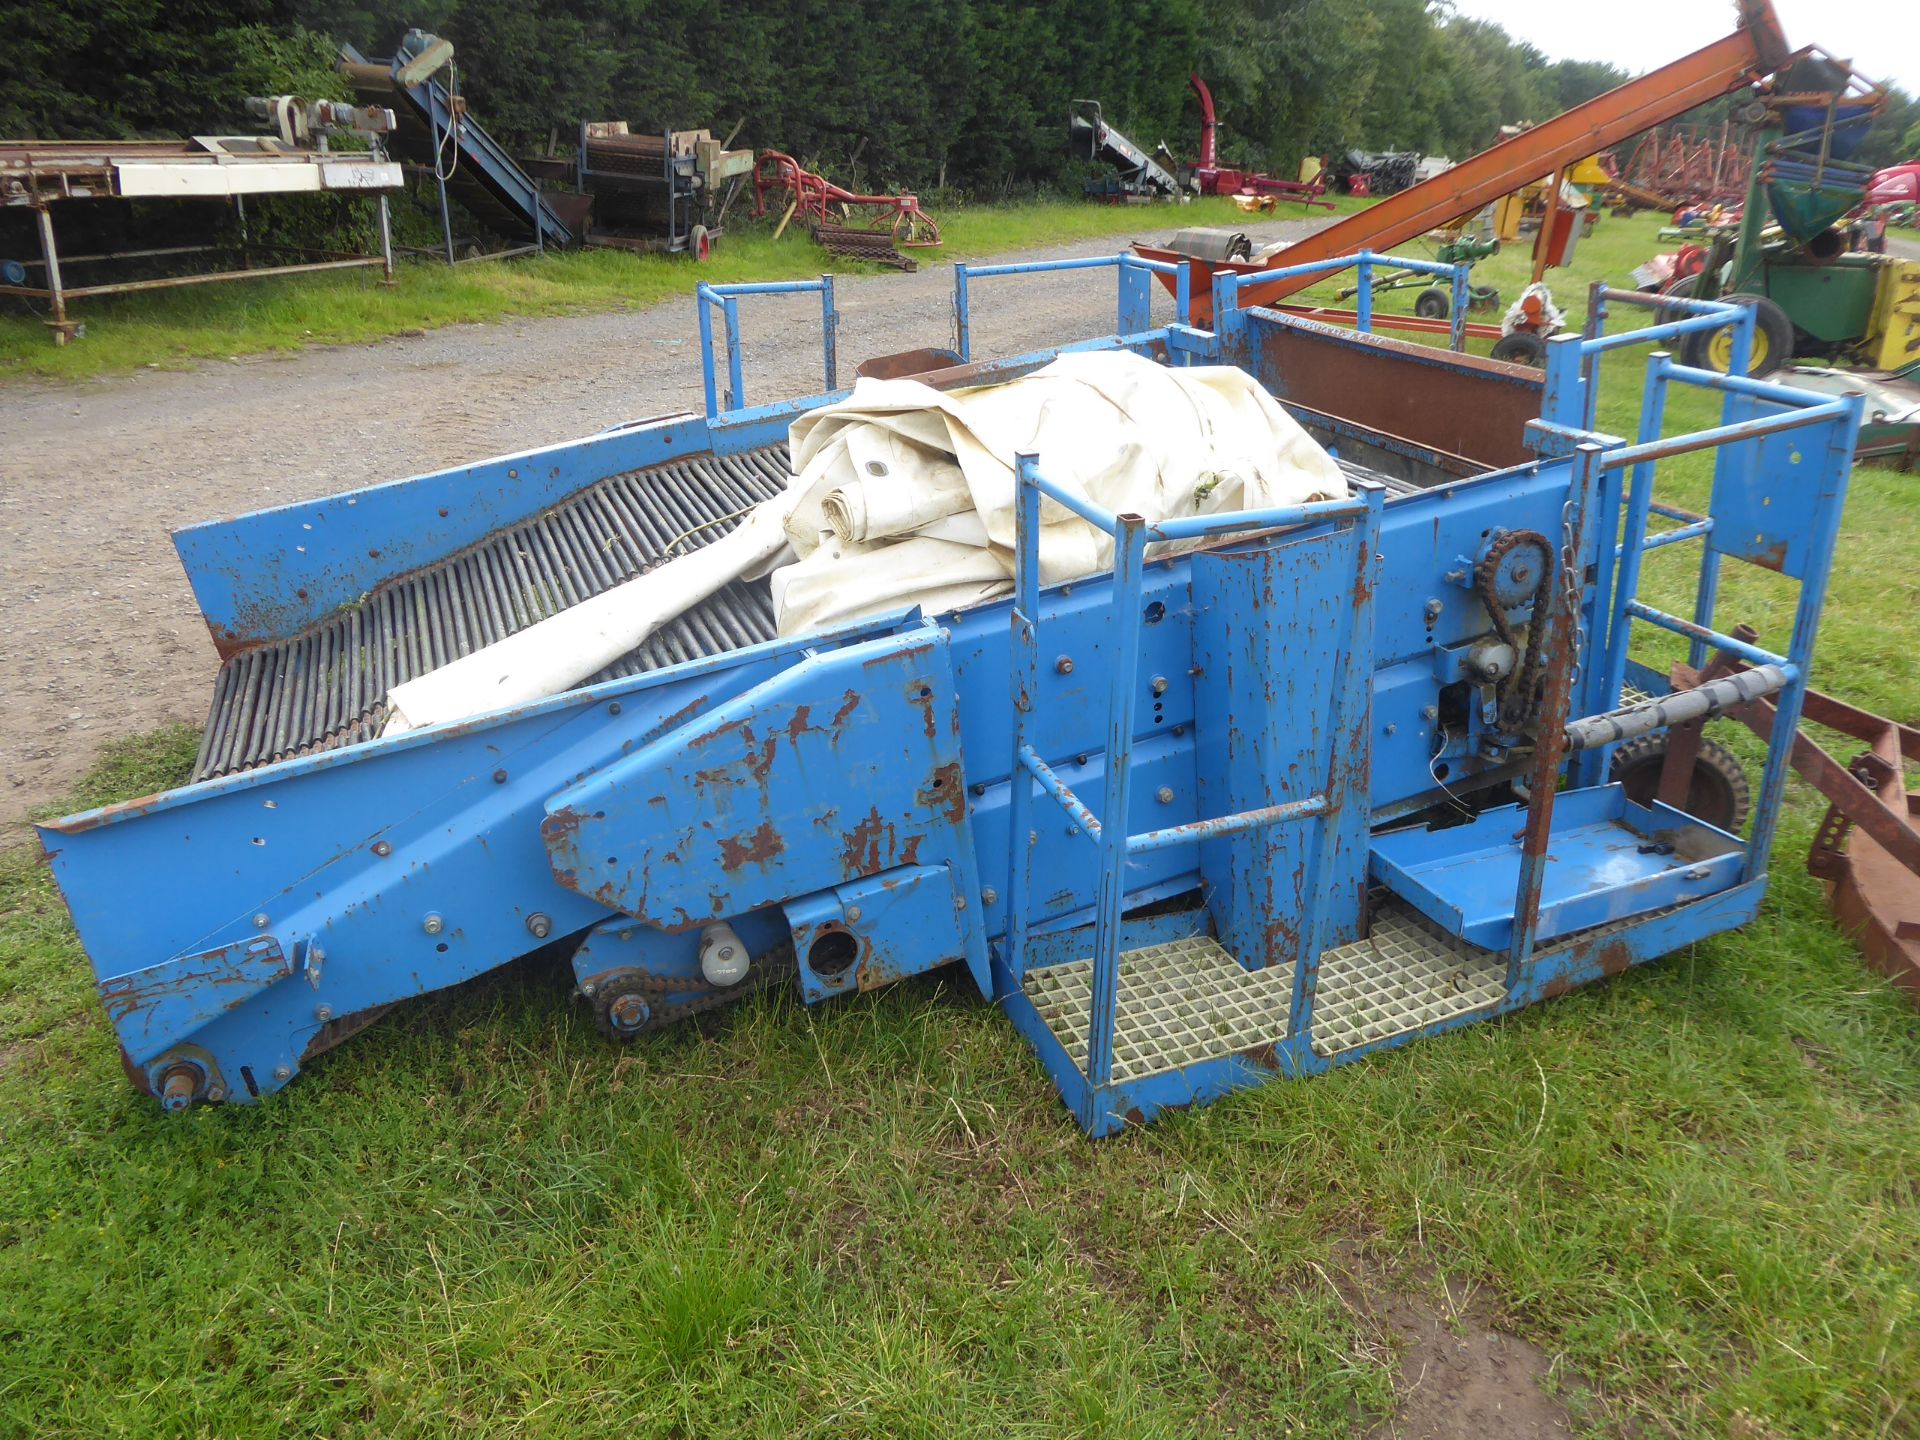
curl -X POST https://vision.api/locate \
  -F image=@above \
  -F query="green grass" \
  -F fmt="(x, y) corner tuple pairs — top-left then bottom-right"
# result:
(2, 208), (1918, 1439)
(0, 194), (1361, 382)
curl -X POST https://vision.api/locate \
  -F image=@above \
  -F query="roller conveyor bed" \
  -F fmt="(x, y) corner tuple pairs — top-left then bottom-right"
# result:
(192, 445), (1419, 783)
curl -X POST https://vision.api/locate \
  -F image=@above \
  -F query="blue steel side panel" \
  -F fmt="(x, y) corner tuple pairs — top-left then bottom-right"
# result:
(172, 415), (711, 648)
(785, 864), (970, 1003)
(1706, 393), (1831, 579)
(99, 936), (292, 1068)
(1190, 528), (1373, 971)
(541, 627), (992, 996)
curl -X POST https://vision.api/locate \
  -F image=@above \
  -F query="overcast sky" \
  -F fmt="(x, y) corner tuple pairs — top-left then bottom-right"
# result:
(1443, 0), (1919, 95)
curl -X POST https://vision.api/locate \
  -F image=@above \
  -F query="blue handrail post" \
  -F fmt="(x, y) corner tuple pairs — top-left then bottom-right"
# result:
(820, 273), (838, 393)
(721, 296), (744, 413)
(1085, 514), (1148, 1096)
(1449, 261), (1469, 352)
(1004, 453), (1045, 987)
(953, 263), (972, 363)
(696, 286), (719, 419)
(1355, 251), (1373, 333)
(1689, 305), (1754, 668)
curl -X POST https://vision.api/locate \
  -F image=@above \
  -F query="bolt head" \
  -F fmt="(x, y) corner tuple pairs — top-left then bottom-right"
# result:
(206, 1086), (226, 1104)
(1150, 675), (1169, 696)
(253, 913), (270, 930)
(273, 1065), (292, 1081)
(981, 887), (998, 906)
(492, 768), (508, 784)
(607, 993), (650, 1031)
(526, 912), (552, 940)
(1421, 706), (1439, 721)
(845, 906), (862, 924)
(1054, 656), (1075, 675)
(372, 840), (392, 857)
(581, 983), (598, 999)
(423, 913), (444, 935)
(315, 1005), (334, 1023)
(1156, 786), (1174, 804)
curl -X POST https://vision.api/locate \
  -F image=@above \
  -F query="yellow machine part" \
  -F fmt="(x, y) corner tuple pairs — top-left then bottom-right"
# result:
(1567, 154), (1612, 188)
(1867, 259), (1920, 372)
(1494, 191), (1526, 241)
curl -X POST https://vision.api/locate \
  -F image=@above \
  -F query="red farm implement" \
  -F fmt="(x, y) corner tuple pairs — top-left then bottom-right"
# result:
(751, 151), (941, 247)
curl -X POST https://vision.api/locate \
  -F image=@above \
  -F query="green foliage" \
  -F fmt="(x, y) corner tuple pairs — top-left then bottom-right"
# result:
(1, 0), (1629, 192)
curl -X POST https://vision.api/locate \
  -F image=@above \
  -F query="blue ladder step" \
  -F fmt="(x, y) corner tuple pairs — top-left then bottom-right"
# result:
(1368, 783), (1743, 950)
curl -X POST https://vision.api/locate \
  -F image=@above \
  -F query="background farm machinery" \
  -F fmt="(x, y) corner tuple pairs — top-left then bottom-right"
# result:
(36, 237), (1876, 1135)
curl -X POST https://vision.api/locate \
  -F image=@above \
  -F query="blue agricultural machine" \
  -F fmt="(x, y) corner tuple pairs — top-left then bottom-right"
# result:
(40, 252), (1862, 1136)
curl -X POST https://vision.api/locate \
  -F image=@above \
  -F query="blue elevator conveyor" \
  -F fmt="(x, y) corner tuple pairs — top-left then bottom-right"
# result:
(38, 253), (1861, 1136)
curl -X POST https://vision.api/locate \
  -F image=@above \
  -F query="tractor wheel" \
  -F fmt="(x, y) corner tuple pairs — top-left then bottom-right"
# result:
(1608, 733), (1751, 833)
(1684, 293), (1792, 378)
(1490, 330), (1547, 366)
(1654, 272), (1700, 323)
(1414, 286), (1451, 320)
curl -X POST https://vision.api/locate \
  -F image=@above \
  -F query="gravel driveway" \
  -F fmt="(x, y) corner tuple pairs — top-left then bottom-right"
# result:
(1, 212), (1336, 834)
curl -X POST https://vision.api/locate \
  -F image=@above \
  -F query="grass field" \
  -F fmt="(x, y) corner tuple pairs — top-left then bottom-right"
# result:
(2, 209), (1918, 1438)
(0, 193), (1369, 382)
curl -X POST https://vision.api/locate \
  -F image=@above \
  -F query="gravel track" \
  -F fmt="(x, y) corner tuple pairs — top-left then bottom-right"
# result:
(0, 213), (1335, 834)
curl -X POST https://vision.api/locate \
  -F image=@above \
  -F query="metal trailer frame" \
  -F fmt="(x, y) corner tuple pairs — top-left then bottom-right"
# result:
(0, 140), (400, 345)
(37, 251), (1861, 1136)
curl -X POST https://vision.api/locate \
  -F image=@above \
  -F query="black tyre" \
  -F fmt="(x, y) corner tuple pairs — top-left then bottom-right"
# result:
(1608, 733), (1750, 833)
(1654, 272), (1700, 324)
(1414, 286), (1451, 320)
(1490, 330), (1547, 366)
(1682, 292), (1792, 378)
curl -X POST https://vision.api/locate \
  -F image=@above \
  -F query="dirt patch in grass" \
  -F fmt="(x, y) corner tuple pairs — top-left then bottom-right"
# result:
(1332, 1244), (1575, 1439)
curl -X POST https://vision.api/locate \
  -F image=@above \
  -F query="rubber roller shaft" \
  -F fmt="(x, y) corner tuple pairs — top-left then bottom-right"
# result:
(1562, 665), (1789, 752)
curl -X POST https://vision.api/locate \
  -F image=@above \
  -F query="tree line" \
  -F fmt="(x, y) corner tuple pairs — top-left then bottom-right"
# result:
(3, 0), (1913, 198)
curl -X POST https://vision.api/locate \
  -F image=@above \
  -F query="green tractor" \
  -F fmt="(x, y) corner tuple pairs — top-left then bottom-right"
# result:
(1667, 53), (1919, 382)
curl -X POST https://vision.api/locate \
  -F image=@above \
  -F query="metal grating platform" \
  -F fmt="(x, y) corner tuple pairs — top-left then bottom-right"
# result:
(1312, 905), (1507, 1057)
(192, 445), (792, 781)
(1023, 935), (1295, 1083)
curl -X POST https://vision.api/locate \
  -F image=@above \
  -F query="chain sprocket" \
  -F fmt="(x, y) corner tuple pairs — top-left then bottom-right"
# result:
(588, 945), (796, 1042)
(1475, 528), (1555, 731)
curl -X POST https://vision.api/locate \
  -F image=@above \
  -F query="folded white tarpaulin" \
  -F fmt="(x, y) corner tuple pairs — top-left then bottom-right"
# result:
(381, 498), (797, 735)
(380, 350), (1343, 733)
(772, 348), (1347, 634)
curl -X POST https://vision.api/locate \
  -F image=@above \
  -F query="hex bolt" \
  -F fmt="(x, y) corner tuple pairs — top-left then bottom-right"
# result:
(608, 701), (623, 716)
(526, 912), (553, 940)
(492, 768), (509, 784)
(1054, 656), (1075, 675)
(1384, 723), (1398, 736)
(1421, 705), (1439, 721)
(206, 1086), (226, 1104)
(607, 993), (650, 1032)
(581, 982), (598, 999)
(953, 894), (967, 911)
(423, 913), (445, 936)
(273, 1066), (292, 1081)
(981, 887), (999, 906)
(1424, 598), (1444, 622)
(1067, 824), (1081, 836)
(845, 906), (863, 924)
(372, 840), (392, 857)
(1156, 786), (1174, 803)
(1150, 675), (1169, 696)
(253, 913), (270, 930)
(315, 1005), (334, 1023)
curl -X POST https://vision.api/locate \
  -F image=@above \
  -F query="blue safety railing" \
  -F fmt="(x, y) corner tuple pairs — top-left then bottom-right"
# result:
(696, 276), (839, 418)
(1003, 452), (1384, 1090)
(1210, 249), (1477, 352)
(951, 253), (1192, 363)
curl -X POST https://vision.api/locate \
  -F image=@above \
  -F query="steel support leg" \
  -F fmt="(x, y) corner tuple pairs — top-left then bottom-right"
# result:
(36, 203), (72, 345)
